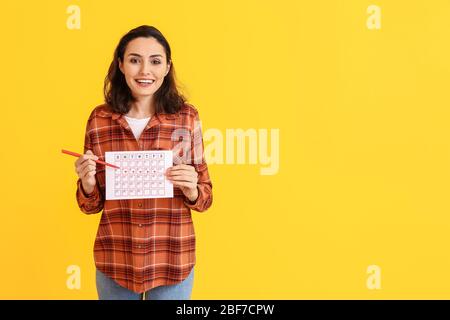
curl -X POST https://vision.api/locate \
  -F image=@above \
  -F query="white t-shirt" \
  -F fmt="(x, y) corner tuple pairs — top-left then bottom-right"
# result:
(124, 115), (151, 140)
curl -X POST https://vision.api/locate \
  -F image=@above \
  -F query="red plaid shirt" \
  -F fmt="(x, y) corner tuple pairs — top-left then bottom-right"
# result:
(76, 103), (213, 293)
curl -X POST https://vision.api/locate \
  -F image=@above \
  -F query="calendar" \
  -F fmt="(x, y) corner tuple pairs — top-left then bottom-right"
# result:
(105, 150), (174, 200)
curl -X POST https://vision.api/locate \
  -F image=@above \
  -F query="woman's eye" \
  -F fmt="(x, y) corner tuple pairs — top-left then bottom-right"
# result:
(129, 59), (160, 64)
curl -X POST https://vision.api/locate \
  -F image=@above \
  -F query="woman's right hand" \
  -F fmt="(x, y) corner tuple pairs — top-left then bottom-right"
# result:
(75, 150), (99, 195)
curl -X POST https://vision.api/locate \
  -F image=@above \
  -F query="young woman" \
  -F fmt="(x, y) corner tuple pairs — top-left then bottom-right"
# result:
(74, 25), (213, 300)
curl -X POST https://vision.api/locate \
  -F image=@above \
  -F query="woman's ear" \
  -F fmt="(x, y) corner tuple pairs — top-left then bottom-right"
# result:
(118, 59), (123, 74)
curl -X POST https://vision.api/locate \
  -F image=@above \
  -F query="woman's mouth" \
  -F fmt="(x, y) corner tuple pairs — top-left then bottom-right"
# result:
(135, 79), (155, 88)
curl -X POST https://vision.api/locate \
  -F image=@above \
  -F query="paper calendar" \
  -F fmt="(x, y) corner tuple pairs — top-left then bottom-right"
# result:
(105, 150), (174, 200)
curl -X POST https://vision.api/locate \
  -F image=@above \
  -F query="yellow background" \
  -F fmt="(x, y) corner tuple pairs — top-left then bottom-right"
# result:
(0, 0), (449, 299)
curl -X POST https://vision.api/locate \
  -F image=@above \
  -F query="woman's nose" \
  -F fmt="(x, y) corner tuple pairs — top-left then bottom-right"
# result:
(140, 60), (152, 74)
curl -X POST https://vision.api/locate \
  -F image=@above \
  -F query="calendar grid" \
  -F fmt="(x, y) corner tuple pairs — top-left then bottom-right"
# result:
(105, 151), (174, 200)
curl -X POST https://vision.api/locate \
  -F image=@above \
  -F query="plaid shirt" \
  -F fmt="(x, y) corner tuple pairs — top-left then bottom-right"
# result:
(76, 103), (213, 293)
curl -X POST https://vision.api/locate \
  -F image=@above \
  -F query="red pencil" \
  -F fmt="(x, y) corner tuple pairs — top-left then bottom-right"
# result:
(61, 149), (120, 169)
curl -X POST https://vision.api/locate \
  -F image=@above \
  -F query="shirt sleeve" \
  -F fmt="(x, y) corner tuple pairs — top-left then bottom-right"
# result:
(75, 118), (105, 214)
(183, 111), (213, 212)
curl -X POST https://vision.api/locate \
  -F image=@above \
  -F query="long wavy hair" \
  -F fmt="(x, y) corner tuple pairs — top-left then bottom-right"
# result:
(104, 25), (186, 114)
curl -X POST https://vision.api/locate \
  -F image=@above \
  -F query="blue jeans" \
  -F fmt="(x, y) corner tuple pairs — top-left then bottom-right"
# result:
(96, 268), (194, 300)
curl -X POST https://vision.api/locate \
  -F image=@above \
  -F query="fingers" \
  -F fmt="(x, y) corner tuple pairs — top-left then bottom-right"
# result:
(165, 164), (198, 191)
(74, 150), (99, 178)
(76, 153), (98, 166)
(166, 164), (197, 177)
(81, 165), (96, 180)
(166, 174), (197, 189)
(166, 169), (197, 179)
(167, 164), (195, 172)
(76, 158), (96, 173)
(166, 172), (196, 182)
(76, 150), (98, 188)
(169, 177), (196, 184)
(165, 165), (198, 186)
(76, 159), (97, 179)
(170, 180), (197, 189)
(75, 150), (99, 167)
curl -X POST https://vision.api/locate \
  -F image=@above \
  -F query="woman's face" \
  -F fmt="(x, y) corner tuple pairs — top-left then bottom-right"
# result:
(119, 37), (171, 99)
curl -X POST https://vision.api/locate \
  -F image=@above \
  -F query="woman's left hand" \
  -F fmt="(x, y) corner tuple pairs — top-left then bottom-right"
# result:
(165, 164), (199, 202)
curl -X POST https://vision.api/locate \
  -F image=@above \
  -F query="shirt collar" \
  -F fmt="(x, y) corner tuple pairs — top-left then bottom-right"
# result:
(96, 104), (180, 133)
(97, 104), (180, 123)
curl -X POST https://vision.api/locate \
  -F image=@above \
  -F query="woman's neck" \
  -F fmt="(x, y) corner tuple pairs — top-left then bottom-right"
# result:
(126, 97), (155, 119)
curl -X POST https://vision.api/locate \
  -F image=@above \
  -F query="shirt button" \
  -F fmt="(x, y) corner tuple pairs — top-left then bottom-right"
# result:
(138, 203), (142, 208)
(139, 224), (142, 227)
(138, 245), (142, 249)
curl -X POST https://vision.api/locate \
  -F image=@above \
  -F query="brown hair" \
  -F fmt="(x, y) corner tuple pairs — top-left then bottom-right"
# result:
(103, 25), (186, 114)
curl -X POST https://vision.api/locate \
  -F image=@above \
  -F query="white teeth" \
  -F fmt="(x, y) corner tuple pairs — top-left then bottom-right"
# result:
(136, 79), (154, 84)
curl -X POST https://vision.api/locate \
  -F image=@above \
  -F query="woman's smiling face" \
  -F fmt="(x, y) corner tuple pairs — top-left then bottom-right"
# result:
(119, 37), (170, 98)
